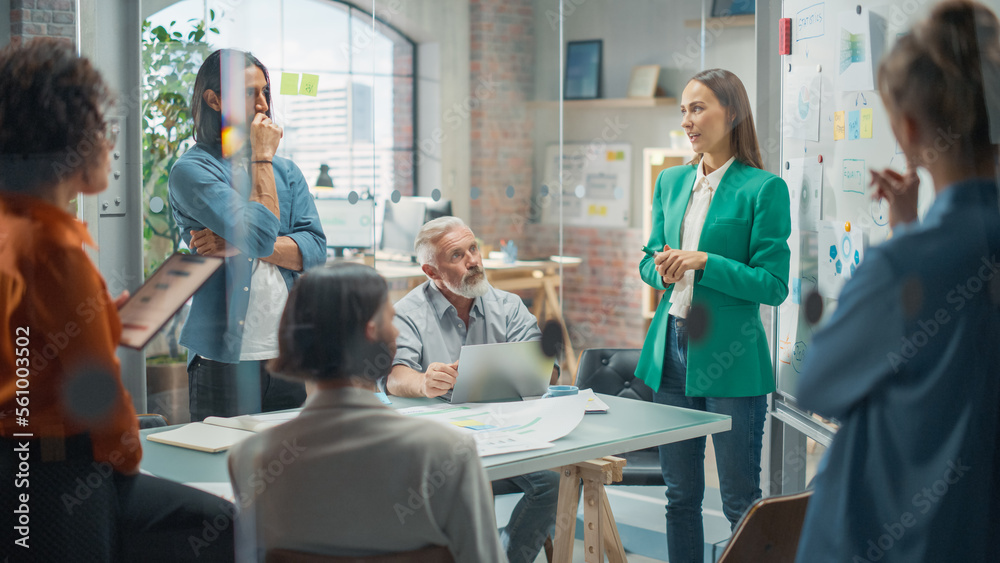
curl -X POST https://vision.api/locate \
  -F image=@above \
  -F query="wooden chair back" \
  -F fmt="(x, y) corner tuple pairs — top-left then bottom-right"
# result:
(716, 489), (813, 563)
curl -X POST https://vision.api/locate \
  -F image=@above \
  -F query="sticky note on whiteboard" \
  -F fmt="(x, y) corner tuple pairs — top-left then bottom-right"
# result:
(860, 108), (873, 138)
(834, 111), (845, 140)
(280, 72), (300, 95)
(847, 110), (861, 140)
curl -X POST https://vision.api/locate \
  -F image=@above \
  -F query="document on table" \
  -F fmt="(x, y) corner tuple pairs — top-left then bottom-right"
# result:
(580, 389), (610, 413)
(145, 411), (301, 452)
(397, 394), (587, 456)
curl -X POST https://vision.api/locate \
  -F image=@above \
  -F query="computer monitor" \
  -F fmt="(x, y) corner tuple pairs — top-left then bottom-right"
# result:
(313, 198), (375, 255)
(379, 196), (454, 258)
(412, 196), (453, 222)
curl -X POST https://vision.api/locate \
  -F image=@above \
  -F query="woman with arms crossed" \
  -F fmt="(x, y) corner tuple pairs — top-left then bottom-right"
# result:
(636, 69), (790, 562)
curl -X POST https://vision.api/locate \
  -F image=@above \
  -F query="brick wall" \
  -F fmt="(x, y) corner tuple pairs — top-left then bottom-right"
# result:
(468, 0), (535, 244)
(467, 0), (648, 357)
(523, 224), (649, 353)
(392, 41), (414, 197)
(8, 0), (75, 47)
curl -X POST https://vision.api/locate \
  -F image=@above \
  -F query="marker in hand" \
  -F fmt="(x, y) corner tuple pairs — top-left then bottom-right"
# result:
(642, 245), (657, 257)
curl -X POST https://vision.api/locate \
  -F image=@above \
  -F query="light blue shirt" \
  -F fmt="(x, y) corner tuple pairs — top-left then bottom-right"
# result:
(795, 179), (1000, 563)
(392, 280), (543, 372)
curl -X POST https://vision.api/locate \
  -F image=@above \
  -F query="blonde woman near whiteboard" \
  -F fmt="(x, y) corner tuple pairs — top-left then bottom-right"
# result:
(795, 1), (1000, 561)
(636, 68), (791, 562)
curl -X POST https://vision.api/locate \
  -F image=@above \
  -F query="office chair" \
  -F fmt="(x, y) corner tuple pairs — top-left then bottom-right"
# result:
(137, 413), (169, 429)
(0, 434), (117, 562)
(574, 348), (664, 486)
(265, 545), (454, 563)
(716, 489), (813, 563)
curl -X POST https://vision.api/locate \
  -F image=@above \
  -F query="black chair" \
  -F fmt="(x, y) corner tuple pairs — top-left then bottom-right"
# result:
(574, 348), (664, 486)
(1, 434), (118, 562)
(137, 413), (169, 429)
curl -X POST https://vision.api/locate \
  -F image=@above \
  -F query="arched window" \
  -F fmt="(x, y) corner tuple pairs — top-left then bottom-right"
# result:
(143, 0), (414, 270)
(149, 0), (414, 191)
(140, 0), (414, 395)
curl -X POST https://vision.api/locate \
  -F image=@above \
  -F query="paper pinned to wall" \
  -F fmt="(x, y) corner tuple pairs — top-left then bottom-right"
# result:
(785, 158), (823, 232)
(784, 73), (822, 141)
(818, 220), (866, 298)
(836, 7), (885, 92)
(542, 143), (631, 227)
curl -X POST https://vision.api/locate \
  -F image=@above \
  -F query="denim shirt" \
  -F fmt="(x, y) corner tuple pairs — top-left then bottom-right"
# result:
(795, 179), (1000, 562)
(168, 143), (326, 364)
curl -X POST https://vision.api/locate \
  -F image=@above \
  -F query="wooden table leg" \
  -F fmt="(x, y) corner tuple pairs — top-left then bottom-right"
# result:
(553, 467), (582, 563)
(552, 457), (628, 563)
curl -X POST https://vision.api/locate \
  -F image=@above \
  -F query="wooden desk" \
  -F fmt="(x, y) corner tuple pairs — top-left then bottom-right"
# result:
(376, 258), (582, 379)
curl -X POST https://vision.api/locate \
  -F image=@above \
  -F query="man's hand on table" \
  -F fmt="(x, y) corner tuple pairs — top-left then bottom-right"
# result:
(423, 361), (459, 398)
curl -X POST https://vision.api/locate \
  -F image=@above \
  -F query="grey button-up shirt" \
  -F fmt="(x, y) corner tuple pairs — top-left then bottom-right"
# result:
(392, 280), (543, 371)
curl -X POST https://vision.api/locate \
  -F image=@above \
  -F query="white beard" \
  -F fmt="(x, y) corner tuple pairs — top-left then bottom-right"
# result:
(444, 269), (491, 299)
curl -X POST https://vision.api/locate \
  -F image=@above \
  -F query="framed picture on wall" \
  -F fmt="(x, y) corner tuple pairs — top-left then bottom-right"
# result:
(627, 65), (660, 98)
(712, 0), (755, 17)
(564, 40), (602, 100)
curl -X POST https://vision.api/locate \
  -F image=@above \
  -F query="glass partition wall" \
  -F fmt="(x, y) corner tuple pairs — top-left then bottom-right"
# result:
(137, 4), (768, 501)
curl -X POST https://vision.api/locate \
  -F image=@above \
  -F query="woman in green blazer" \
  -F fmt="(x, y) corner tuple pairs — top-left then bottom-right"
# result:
(637, 69), (790, 562)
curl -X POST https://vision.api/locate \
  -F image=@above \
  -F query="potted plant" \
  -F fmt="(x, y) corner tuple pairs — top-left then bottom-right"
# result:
(141, 13), (219, 423)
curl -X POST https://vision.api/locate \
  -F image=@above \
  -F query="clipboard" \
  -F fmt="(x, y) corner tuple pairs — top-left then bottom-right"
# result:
(118, 253), (223, 350)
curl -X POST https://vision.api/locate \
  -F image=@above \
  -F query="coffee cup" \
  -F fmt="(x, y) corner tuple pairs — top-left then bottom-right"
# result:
(542, 385), (579, 398)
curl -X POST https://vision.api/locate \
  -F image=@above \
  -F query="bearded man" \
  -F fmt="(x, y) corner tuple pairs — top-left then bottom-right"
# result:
(384, 215), (559, 563)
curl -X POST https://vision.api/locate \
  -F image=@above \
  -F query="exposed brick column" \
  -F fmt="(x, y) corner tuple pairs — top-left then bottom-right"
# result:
(467, 0), (535, 245)
(9, 0), (75, 47)
(392, 42), (414, 197)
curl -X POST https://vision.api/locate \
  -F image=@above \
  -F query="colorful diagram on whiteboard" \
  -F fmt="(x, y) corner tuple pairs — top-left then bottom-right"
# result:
(831, 232), (862, 277)
(818, 220), (866, 298)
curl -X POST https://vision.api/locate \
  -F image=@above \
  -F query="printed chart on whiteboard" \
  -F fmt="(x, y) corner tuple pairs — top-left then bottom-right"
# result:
(541, 143), (631, 228)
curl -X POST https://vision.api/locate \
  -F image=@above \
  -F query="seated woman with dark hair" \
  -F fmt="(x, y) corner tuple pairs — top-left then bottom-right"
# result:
(228, 263), (505, 563)
(0, 39), (234, 562)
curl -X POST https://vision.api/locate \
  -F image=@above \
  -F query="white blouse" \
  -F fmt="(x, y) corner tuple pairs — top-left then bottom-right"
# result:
(667, 156), (736, 319)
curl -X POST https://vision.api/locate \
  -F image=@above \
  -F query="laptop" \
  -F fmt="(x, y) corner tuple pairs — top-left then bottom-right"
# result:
(441, 341), (556, 403)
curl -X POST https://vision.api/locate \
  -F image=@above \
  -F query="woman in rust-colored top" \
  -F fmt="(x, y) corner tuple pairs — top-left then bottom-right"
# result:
(0, 39), (234, 562)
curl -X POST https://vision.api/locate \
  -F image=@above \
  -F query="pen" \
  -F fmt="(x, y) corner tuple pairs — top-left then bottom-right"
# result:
(641, 245), (657, 256)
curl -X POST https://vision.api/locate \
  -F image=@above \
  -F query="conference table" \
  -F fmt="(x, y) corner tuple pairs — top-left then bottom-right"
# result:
(140, 394), (730, 562)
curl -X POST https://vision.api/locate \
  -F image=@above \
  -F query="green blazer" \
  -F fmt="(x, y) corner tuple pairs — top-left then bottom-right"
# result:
(637, 160), (791, 397)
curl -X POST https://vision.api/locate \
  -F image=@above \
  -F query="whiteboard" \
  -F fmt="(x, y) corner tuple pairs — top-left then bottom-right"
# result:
(774, 0), (939, 398)
(541, 143), (631, 227)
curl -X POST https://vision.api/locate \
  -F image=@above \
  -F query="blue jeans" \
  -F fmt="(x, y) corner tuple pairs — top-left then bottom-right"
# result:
(497, 471), (560, 563)
(654, 316), (767, 563)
